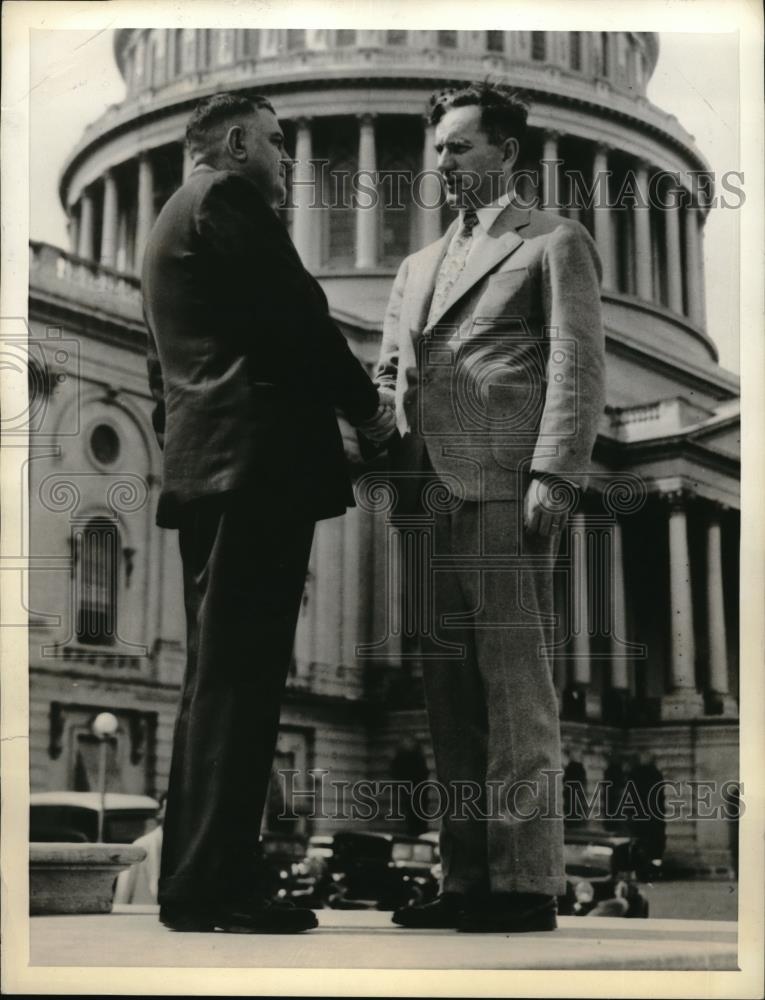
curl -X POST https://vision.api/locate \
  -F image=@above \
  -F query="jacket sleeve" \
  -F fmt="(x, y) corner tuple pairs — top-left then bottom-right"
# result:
(144, 314), (165, 451)
(375, 255), (409, 391)
(532, 221), (606, 489)
(196, 172), (378, 426)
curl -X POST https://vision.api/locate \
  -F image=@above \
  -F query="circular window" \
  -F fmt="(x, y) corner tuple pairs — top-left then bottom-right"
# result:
(90, 424), (121, 465)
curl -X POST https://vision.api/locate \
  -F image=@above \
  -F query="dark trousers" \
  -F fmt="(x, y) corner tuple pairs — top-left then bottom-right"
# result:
(158, 491), (315, 906)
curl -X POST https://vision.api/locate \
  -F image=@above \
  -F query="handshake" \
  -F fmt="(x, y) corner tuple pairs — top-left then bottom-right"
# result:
(357, 387), (397, 444)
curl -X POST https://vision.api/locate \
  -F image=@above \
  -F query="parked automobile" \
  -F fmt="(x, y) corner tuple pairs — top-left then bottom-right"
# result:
(408, 828), (648, 919)
(259, 831), (320, 907)
(291, 830), (439, 910)
(30, 791), (160, 844)
(558, 828), (649, 918)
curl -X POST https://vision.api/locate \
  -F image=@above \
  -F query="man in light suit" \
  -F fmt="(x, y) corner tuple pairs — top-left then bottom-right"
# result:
(142, 93), (394, 934)
(371, 83), (605, 932)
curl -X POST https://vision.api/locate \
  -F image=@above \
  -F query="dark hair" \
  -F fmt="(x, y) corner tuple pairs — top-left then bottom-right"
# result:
(185, 91), (275, 153)
(428, 81), (529, 146)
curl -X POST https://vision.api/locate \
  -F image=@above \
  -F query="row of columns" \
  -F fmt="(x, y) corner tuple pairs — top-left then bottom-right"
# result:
(567, 497), (733, 716)
(74, 152), (156, 273)
(291, 114), (442, 271)
(540, 133), (706, 325)
(69, 121), (707, 327)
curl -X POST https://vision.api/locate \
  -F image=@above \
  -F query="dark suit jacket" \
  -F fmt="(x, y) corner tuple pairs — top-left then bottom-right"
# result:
(142, 165), (378, 527)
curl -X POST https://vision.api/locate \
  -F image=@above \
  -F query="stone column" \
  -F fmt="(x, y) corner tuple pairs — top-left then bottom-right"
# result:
(292, 117), (319, 268)
(116, 213), (128, 274)
(664, 492), (704, 719)
(419, 121), (442, 248)
(570, 513), (591, 686)
(697, 211), (708, 328)
(592, 144), (615, 290)
(541, 131), (561, 214)
(609, 519), (629, 690)
(100, 170), (120, 269)
(182, 144), (194, 182)
(684, 203), (704, 326)
(135, 152), (155, 272)
(705, 507), (736, 714)
(634, 161), (652, 301)
(341, 503), (364, 679)
(663, 187), (684, 313)
(68, 208), (81, 257)
(77, 189), (95, 260)
(355, 113), (378, 268)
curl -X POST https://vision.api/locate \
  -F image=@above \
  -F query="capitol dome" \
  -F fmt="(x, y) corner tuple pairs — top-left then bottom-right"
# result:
(60, 29), (721, 374)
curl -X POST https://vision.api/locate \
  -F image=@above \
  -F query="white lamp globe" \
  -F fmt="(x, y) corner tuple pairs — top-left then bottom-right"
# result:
(92, 711), (119, 738)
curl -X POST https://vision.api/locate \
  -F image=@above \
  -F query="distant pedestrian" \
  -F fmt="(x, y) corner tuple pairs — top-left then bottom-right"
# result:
(602, 753), (628, 832)
(722, 782), (740, 878)
(630, 751), (666, 880)
(113, 794), (166, 905)
(391, 737), (430, 835)
(562, 747), (588, 828)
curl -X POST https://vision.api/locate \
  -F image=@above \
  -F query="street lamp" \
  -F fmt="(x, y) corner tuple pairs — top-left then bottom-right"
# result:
(91, 711), (119, 842)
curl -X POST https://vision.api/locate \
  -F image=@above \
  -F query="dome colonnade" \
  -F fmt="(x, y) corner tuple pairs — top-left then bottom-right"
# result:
(62, 28), (708, 331)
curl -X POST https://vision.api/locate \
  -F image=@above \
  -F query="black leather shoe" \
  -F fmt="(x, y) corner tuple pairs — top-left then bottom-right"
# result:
(160, 898), (318, 934)
(392, 892), (467, 929)
(457, 893), (557, 933)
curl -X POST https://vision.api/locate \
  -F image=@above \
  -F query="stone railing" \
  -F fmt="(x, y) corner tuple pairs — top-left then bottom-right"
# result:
(29, 242), (144, 325)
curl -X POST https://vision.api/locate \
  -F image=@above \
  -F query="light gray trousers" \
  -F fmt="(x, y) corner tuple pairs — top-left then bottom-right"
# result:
(422, 499), (566, 896)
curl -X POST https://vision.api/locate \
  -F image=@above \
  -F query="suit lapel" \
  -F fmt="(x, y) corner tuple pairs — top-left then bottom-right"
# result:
(427, 205), (531, 328)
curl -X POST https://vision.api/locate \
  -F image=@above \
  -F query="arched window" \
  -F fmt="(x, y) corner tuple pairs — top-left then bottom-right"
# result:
(181, 28), (197, 73)
(634, 47), (644, 87)
(387, 30), (407, 46)
(286, 29), (306, 50)
(152, 29), (166, 85)
(437, 30), (457, 49)
(173, 29), (183, 77)
(486, 31), (504, 53)
(133, 36), (146, 87)
(242, 29), (258, 58)
(569, 32), (582, 71)
(326, 147), (357, 267)
(377, 118), (420, 265)
(335, 29), (357, 47)
(215, 29), (235, 64)
(75, 517), (120, 646)
(600, 33), (610, 77)
(531, 32), (546, 61)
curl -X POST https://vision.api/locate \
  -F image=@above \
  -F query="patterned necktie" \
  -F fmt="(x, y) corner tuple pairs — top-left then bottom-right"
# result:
(427, 209), (480, 327)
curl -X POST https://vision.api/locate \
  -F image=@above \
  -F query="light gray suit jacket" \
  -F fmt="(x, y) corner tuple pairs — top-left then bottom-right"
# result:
(375, 204), (606, 501)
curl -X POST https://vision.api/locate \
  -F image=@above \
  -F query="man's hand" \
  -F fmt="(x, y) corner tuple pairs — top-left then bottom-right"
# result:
(523, 477), (573, 537)
(357, 388), (397, 443)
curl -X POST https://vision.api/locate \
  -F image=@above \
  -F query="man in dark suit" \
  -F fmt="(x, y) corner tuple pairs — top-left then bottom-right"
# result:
(142, 92), (393, 933)
(373, 83), (605, 932)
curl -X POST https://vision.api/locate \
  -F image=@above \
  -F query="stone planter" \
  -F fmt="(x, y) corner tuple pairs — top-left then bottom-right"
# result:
(30, 842), (147, 915)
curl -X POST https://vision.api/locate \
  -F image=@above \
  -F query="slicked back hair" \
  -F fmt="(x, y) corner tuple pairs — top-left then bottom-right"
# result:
(185, 92), (276, 158)
(428, 82), (529, 147)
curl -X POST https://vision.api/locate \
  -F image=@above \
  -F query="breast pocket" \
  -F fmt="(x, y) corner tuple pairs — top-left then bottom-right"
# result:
(472, 267), (534, 333)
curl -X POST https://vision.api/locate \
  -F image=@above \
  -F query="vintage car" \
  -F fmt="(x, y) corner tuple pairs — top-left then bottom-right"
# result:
(259, 831), (321, 907)
(558, 828), (649, 918)
(293, 830), (439, 910)
(416, 828), (648, 919)
(29, 791), (160, 844)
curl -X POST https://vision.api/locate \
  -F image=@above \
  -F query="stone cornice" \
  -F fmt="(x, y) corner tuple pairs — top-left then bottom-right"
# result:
(60, 55), (708, 207)
(604, 330), (738, 400)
